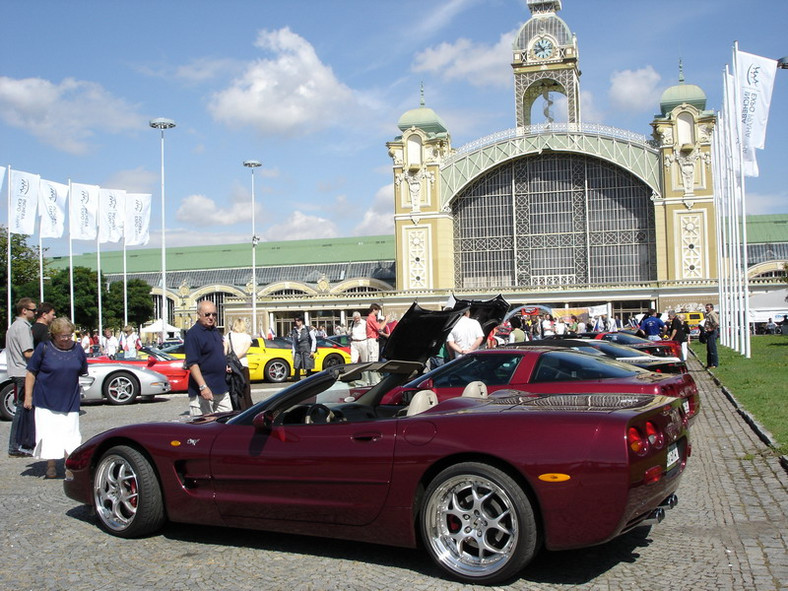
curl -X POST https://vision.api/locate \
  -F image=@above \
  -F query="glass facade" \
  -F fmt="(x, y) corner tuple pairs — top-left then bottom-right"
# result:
(453, 153), (656, 289)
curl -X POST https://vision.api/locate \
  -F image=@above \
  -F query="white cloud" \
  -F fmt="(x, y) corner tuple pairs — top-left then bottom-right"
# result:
(263, 210), (340, 241)
(102, 167), (158, 194)
(0, 76), (143, 154)
(746, 190), (788, 215)
(608, 66), (662, 112)
(354, 184), (394, 236)
(175, 58), (244, 83)
(412, 30), (515, 88)
(176, 193), (260, 227)
(208, 27), (357, 137)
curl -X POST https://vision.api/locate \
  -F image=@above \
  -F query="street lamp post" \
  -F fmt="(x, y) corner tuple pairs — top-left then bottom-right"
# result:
(243, 160), (262, 336)
(150, 117), (176, 345)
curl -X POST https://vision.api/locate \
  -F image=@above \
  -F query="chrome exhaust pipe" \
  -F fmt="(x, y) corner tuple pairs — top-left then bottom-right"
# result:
(641, 507), (665, 526)
(659, 494), (678, 510)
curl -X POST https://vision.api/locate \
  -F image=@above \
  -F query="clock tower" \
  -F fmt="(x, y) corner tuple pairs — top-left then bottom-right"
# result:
(512, 0), (581, 126)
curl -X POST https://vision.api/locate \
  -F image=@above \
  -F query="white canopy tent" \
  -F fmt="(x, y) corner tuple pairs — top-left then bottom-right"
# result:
(140, 319), (180, 336)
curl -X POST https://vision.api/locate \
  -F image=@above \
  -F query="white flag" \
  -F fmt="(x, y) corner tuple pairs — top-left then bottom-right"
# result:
(0, 167), (6, 192)
(735, 49), (778, 177)
(98, 188), (126, 243)
(124, 193), (152, 246)
(38, 179), (69, 239)
(69, 182), (99, 240)
(9, 169), (40, 235)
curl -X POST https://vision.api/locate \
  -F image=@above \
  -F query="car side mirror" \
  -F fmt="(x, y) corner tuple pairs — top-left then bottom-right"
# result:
(147, 358), (156, 367)
(252, 410), (275, 432)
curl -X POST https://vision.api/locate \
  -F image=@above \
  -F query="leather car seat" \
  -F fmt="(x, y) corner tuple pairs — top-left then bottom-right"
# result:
(461, 381), (488, 399)
(406, 389), (439, 416)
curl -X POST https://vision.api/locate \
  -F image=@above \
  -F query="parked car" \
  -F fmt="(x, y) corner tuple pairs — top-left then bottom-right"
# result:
(246, 337), (351, 383)
(64, 304), (689, 585)
(383, 346), (699, 423)
(1, 349), (171, 420)
(577, 331), (683, 358)
(89, 346), (189, 392)
(536, 338), (687, 373)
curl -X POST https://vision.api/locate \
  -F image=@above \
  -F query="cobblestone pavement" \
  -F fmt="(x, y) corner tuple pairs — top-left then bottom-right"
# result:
(1, 362), (786, 591)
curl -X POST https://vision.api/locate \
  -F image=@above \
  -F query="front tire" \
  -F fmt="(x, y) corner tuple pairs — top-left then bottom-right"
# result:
(93, 445), (165, 537)
(264, 358), (290, 383)
(420, 462), (538, 585)
(103, 371), (139, 405)
(1, 381), (16, 421)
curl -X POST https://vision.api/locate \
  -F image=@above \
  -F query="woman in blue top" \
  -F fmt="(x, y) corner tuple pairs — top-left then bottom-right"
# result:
(24, 317), (87, 479)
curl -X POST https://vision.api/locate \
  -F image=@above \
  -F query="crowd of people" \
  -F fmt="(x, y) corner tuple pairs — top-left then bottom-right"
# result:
(6, 295), (725, 479)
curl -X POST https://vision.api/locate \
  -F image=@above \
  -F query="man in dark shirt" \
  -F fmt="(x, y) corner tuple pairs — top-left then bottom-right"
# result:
(184, 300), (231, 417)
(32, 302), (56, 348)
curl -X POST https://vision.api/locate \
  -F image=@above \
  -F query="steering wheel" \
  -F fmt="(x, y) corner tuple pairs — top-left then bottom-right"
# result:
(305, 404), (335, 425)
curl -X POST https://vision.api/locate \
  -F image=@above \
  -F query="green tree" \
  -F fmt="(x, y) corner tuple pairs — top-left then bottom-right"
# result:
(46, 266), (100, 330)
(0, 225), (48, 340)
(104, 279), (154, 329)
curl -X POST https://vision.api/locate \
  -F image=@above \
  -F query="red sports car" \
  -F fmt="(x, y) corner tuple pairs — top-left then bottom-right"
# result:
(88, 347), (189, 392)
(64, 303), (691, 585)
(384, 346), (699, 423)
(577, 331), (683, 358)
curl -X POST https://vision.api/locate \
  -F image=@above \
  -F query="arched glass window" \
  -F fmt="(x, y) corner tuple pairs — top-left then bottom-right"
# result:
(452, 153), (656, 289)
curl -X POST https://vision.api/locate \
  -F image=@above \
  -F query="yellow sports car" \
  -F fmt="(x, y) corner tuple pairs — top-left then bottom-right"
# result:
(247, 337), (351, 383)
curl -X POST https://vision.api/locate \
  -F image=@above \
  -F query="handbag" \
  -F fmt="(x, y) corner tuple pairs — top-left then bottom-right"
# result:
(16, 406), (36, 451)
(698, 330), (708, 344)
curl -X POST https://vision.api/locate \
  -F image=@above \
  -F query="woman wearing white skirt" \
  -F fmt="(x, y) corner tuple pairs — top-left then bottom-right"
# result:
(24, 317), (87, 479)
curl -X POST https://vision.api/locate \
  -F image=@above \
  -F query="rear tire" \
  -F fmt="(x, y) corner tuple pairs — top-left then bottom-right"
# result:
(420, 462), (538, 585)
(322, 353), (345, 368)
(93, 445), (166, 538)
(1, 381), (16, 420)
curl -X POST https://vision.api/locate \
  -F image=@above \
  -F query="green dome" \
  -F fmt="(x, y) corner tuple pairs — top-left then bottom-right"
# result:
(397, 106), (448, 134)
(397, 86), (448, 135)
(659, 63), (707, 116)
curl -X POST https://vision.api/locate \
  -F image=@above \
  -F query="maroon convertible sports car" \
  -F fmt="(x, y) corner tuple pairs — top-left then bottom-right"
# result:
(63, 303), (690, 585)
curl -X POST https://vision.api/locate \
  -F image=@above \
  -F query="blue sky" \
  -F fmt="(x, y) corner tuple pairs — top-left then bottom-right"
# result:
(2, 0), (786, 257)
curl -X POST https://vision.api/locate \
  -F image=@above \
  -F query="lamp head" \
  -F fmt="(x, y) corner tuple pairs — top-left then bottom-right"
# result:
(778, 56), (788, 69)
(243, 160), (262, 168)
(150, 117), (176, 129)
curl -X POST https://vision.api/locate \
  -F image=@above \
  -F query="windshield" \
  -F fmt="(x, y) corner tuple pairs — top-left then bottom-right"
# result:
(587, 341), (653, 358)
(226, 361), (423, 426)
(532, 350), (643, 382)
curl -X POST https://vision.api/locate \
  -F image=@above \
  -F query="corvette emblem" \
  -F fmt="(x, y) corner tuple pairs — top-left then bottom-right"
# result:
(186, 438), (200, 446)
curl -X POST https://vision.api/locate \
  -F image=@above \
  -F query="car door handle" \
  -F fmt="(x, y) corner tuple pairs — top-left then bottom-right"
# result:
(352, 431), (382, 442)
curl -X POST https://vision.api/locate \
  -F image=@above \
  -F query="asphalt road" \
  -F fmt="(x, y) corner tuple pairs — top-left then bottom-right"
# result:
(0, 362), (786, 591)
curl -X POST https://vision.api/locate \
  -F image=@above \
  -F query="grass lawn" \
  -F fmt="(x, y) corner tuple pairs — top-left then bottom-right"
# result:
(690, 335), (788, 456)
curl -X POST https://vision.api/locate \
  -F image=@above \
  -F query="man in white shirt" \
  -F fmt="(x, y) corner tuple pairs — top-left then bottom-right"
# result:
(447, 310), (484, 358)
(349, 312), (368, 363)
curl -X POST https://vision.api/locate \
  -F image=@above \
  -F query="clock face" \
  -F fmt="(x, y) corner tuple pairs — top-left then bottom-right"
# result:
(533, 38), (555, 59)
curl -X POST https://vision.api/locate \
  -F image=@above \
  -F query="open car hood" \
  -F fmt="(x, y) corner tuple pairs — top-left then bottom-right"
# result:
(381, 302), (467, 363)
(449, 294), (510, 340)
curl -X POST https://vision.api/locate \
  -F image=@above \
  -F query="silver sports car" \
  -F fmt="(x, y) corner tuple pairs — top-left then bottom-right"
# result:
(0, 349), (171, 421)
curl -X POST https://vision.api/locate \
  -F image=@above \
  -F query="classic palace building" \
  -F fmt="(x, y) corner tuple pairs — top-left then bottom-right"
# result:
(52, 0), (788, 336)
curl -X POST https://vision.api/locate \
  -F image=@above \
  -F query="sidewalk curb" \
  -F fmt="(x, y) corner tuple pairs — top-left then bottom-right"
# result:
(690, 349), (788, 473)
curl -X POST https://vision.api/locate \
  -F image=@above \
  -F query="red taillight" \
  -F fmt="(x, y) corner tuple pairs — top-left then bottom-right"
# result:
(628, 426), (649, 456)
(645, 421), (665, 449)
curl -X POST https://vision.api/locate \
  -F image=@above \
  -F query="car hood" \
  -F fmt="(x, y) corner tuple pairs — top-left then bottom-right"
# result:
(381, 302), (467, 362)
(449, 294), (511, 339)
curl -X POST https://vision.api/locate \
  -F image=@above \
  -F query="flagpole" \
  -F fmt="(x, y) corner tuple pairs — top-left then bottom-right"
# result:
(6, 166), (11, 328)
(97, 225), (103, 340)
(123, 236), (128, 327)
(68, 179), (75, 324)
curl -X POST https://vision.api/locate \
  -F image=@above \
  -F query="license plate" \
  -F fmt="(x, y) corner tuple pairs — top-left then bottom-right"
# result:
(682, 399), (690, 415)
(666, 443), (679, 471)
